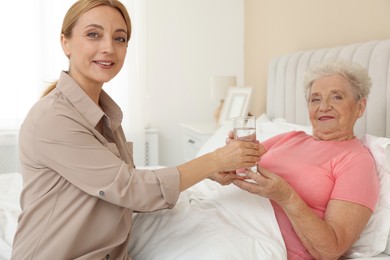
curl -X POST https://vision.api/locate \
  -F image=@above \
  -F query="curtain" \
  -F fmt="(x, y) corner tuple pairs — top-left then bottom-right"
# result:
(0, 0), (146, 165)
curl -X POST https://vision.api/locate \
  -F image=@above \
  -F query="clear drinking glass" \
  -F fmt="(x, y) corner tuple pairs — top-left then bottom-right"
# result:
(233, 116), (257, 176)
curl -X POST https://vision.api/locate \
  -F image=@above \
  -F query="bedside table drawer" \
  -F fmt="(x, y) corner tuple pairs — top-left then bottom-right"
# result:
(183, 131), (206, 149)
(180, 123), (216, 161)
(182, 132), (207, 160)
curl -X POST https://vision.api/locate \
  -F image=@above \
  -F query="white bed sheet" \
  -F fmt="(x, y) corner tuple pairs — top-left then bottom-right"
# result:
(0, 171), (287, 260)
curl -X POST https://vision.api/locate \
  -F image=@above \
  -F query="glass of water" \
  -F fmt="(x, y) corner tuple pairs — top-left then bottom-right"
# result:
(233, 116), (257, 176)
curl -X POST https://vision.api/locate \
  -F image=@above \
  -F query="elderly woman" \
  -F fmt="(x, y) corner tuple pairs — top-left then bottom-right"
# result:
(233, 60), (380, 260)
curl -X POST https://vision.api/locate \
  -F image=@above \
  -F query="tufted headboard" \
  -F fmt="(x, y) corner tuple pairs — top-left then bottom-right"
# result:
(266, 39), (390, 138)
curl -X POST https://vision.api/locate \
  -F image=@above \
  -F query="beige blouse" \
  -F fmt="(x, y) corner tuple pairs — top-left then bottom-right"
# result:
(11, 71), (180, 260)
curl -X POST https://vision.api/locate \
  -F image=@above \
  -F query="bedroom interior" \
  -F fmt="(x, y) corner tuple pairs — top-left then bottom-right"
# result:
(1, 0), (390, 167)
(2, 38), (390, 260)
(152, 0), (390, 166)
(1, 0), (390, 259)
(130, 39), (390, 259)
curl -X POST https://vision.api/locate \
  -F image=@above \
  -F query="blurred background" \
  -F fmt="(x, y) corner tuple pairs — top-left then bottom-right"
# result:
(1, 0), (390, 167)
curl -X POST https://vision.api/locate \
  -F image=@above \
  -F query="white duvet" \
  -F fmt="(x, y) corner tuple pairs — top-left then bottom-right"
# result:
(128, 179), (287, 260)
(0, 172), (286, 260)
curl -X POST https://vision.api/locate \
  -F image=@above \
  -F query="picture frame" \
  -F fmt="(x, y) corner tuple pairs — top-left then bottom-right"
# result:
(218, 86), (253, 126)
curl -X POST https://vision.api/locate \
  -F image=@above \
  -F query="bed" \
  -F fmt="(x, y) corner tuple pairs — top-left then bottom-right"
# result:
(1, 39), (390, 259)
(128, 39), (390, 260)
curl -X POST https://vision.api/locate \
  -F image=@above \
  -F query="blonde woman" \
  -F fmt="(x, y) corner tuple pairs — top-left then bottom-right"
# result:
(11, 0), (260, 259)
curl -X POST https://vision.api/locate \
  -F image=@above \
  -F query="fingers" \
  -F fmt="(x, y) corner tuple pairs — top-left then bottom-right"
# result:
(234, 167), (292, 203)
(244, 169), (259, 179)
(212, 171), (245, 185)
(233, 178), (258, 194)
(231, 140), (261, 155)
(225, 130), (235, 144)
(233, 168), (268, 195)
(215, 140), (261, 172)
(255, 167), (273, 179)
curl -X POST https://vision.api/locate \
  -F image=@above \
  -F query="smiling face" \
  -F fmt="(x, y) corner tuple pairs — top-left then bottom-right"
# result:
(308, 73), (366, 141)
(61, 5), (128, 94)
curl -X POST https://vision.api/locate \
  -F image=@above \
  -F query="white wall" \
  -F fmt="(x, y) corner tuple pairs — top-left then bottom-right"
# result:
(144, 0), (244, 166)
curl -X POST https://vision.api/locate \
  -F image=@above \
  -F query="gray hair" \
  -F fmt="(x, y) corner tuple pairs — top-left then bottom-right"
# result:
(303, 59), (372, 101)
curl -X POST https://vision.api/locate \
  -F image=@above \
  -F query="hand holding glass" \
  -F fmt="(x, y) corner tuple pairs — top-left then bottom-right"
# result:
(233, 116), (257, 176)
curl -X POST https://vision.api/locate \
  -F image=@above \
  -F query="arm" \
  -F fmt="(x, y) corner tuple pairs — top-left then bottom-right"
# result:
(177, 139), (261, 191)
(284, 193), (372, 259)
(233, 169), (373, 260)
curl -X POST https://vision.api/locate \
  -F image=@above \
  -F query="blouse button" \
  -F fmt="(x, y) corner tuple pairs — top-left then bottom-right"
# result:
(99, 191), (105, 196)
(105, 254), (110, 259)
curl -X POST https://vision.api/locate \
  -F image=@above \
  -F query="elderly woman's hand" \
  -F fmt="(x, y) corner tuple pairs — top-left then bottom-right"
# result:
(232, 167), (294, 205)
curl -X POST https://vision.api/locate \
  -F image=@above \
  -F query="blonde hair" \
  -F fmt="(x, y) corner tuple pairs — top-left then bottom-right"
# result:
(303, 59), (372, 102)
(41, 0), (131, 97)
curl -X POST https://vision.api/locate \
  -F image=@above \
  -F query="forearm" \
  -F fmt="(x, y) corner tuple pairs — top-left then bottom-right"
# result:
(177, 152), (219, 191)
(281, 193), (349, 259)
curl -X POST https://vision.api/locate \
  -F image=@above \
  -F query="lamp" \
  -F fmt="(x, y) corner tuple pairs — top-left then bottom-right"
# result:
(210, 76), (237, 124)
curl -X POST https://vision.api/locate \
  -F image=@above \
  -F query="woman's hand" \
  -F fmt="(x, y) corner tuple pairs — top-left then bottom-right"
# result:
(226, 130), (235, 144)
(212, 139), (261, 173)
(208, 171), (246, 185)
(232, 166), (294, 205)
(207, 130), (268, 186)
(226, 129), (267, 156)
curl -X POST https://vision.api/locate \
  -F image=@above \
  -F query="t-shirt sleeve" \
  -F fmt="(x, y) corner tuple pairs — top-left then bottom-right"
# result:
(331, 152), (380, 211)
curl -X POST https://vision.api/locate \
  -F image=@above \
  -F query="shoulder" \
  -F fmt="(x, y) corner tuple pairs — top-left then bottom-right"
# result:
(335, 138), (374, 164)
(262, 130), (309, 147)
(21, 92), (91, 142)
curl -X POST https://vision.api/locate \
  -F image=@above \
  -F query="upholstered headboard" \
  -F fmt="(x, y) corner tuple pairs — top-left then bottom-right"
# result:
(266, 39), (390, 138)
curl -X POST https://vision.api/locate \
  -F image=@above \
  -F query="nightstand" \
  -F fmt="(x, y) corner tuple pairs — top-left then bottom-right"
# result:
(180, 123), (216, 161)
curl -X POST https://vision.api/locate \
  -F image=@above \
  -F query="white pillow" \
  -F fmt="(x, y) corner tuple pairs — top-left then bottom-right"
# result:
(344, 134), (390, 257)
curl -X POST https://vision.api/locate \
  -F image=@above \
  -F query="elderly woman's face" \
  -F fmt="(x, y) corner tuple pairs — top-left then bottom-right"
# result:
(308, 74), (366, 141)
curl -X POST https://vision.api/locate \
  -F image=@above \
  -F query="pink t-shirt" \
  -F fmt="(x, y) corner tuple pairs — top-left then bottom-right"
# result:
(261, 131), (380, 259)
